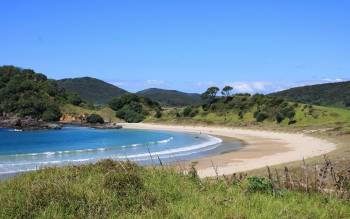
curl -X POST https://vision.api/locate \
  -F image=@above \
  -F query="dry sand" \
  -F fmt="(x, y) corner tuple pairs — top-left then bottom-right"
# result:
(121, 123), (337, 178)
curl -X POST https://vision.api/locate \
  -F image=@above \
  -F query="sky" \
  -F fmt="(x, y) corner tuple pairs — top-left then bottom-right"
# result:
(1, 0), (349, 93)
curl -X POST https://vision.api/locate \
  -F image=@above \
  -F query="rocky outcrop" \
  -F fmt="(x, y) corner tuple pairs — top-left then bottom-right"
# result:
(0, 114), (62, 131)
(78, 122), (122, 129)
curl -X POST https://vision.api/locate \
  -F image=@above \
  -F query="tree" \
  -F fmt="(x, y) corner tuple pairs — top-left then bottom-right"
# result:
(201, 86), (220, 101)
(221, 86), (233, 97)
(42, 105), (62, 122)
(67, 93), (83, 106)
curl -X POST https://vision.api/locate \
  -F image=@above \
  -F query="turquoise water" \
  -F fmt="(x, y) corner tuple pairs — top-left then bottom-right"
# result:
(0, 126), (239, 175)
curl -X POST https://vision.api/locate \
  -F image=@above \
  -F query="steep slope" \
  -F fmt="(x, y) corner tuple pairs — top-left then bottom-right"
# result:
(57, 77), (127, 104)
(137, 88), (203, 106)
(270, 81), (350, 108)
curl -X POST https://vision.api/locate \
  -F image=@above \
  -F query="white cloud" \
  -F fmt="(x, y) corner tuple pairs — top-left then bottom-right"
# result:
(107, 78), (348, 94)
(322, 78), (344, 82)
(112, 81), (125, 86)
(232, 83), (254, 93)
(223, 81), (272, 93)
(146, 80), (165, 85)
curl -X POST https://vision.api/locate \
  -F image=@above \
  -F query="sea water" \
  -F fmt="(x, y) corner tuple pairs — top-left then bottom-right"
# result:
(0, 126), (240, 175)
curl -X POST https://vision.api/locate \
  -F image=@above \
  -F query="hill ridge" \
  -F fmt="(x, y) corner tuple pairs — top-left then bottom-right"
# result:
(57, 77), (127, 104)
(270, 80), (350, 108)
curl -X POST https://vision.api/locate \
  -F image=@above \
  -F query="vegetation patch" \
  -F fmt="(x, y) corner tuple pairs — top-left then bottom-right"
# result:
(109, 93), (161, 123)
(86, 113), (105, 124)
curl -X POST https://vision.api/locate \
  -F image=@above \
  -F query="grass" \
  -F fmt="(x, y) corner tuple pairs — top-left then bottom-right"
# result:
(0, 160), (349, 218)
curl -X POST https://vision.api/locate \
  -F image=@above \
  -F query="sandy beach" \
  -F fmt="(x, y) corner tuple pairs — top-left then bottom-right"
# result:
(121, 123), (337, 178)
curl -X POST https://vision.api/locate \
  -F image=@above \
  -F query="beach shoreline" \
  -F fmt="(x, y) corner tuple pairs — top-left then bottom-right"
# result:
(121, 123), (337, 177)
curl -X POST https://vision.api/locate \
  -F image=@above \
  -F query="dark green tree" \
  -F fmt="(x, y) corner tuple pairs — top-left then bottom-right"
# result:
(221, 86), (233, 97)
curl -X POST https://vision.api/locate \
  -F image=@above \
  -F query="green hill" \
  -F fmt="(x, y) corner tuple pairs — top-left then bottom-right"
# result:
(148, 92), (350, 129)
(57, 77), (127, 104)
(270, 81), (350, 108)
(137, 88), (203, 106)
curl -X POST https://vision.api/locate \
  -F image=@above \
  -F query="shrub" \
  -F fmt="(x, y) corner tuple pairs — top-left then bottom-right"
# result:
(255, 112), (268, 122)
(275, 113), (285, 123)
(155, 110), (162, 118)
(288, 119), (297, 125)
(280, 106), (295, 119)
(116, 105), (145, 123)
(238, 111), (244, 119)
(182, 106), (198, 117)
(246, 176), (273, 193)
(67, 93), (83, 106)
(86, 114), (104, 124)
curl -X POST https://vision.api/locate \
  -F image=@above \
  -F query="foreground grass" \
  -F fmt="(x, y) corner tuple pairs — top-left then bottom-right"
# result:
(1, 160), (349, 218)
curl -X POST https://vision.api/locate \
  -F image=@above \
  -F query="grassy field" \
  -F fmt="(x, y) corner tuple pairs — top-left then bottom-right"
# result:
(1, 160), (349, 219)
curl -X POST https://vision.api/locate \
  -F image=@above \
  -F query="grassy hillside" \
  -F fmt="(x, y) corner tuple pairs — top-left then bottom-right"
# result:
(137, 88), (203, 106)
(148, 100), (350, 130)
(57, 77), (127, 104)
(1, 160), (349, 218)
(271, 81), (350, 108)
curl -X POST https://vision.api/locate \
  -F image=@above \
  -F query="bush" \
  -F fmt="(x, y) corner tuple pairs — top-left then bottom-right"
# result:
(280, 106), (295, 119)
(255, 112), (268, 122)
(155, 110), (162, 118)
(275, 113), (285, 123)
(67, 93), (83, 106)
(86, 114), (104, 124)
(246, 176), (273, 193)
(182, 106), (198, 117)
(288, 119), (297, 125)
(116, 105), (145, 123)
(110, 93), (160, 123)
(238, 111), (244, 119)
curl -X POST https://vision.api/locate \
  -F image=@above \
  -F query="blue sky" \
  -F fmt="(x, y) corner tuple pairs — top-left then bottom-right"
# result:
(1, 0), (349, 93)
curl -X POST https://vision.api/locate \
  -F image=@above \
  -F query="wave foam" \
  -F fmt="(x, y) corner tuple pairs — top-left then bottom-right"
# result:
(115, 135), (222, 159)
(0, 135), (222, 175)
(4, 137), (174, 158)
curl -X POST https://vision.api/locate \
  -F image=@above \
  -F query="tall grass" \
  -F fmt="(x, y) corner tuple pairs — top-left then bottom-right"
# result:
(1, 159), (349, 218)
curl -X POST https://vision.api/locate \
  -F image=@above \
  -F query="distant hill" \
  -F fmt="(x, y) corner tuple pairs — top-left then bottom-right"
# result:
(137, 88), (203, 106)
(57, 77), (127, 104)
(270, 81), (350, 108)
